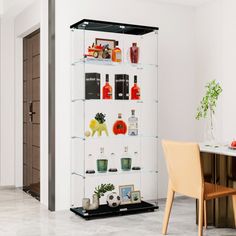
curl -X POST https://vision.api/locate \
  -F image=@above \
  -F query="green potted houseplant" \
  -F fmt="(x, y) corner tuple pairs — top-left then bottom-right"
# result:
(82, 183), (115, 211)
(94, 183), (115, 199)
(196, 80), (222, 142)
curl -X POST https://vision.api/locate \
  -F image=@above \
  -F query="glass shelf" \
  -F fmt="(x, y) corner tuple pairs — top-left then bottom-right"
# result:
(71, 98), (158, 104)
(71, 135), (158, 140)
(71, 58), (158, 68)
(72, 169), (158, 179)
(70, 19), (159, 35)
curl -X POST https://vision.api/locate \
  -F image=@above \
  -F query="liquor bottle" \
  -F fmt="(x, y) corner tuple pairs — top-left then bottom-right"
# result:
(130, 42), (139, 64)
(128, 109), (138, 136)
(108, 153), (118, 172)
(121, 146), (132, 171)
(97, 147), (108, 173)
(86, 154), (96, 174)
(102, 74), (112, 99)
(112, 41), (122, 63)
(113, 113), (127, 135)
(132, 151), (141, 170)
(131, 75), (140, 100)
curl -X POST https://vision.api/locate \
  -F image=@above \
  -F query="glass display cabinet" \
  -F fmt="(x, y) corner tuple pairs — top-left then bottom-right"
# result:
(70, 19), (159, 219)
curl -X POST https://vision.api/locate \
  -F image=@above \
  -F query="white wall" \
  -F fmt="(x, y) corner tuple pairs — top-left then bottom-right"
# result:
(0, 14), (15, 185)
(221, 0), (236, 142)
(2, 0), (225, 211)
(40, 0), (48, 208)
(195, 0), (236, 143)
(195, 0), (222, 141)
(0, 0), (3, 15)
(0, 1), (40, 186)
(55, 0), (197, 210)
(0, 0), (48, 207)
(2, 0), (35, 15)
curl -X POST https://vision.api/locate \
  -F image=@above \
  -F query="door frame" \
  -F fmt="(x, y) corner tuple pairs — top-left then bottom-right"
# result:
(15, 21), (50, 207)
(48, 0), (56, 211)
(15, 24), (40, 188)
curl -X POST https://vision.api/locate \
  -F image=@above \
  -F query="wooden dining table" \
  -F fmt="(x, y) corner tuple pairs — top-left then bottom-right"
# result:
(198, 143), (236, 228)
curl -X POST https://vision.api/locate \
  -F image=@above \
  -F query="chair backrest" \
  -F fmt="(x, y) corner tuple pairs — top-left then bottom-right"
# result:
(162, 140), (204, 199)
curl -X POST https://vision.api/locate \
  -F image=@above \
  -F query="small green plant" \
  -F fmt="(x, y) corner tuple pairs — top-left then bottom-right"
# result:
(196, 80), (222, 120)
(134, 195), (138, 201)
(94, 183), (115, 198)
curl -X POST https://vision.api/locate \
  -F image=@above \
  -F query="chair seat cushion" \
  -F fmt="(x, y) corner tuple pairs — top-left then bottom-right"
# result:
(204, 182), (236, 200)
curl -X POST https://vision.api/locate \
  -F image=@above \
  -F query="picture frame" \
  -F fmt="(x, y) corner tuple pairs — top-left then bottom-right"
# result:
(119, 185), (134, 205)
(95, 38), (116, 49)
(131, 191), (141, 204)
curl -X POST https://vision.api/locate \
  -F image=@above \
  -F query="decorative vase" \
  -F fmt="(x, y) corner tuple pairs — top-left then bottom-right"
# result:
(97, 159), (108, 172)
(121, 158), (132, 171)
(204, 110), (216, 145)
(130, 42), (139, 64)
(92, 194), (99, 209)
(82, 198), (90, 210)
(82, 194), (99, 210)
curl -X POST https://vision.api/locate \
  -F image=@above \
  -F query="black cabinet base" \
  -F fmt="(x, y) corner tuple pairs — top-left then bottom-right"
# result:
(70, 201), (158, 220)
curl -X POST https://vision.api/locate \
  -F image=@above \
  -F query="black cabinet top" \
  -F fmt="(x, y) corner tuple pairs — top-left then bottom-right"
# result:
(70, 19), (159, 35)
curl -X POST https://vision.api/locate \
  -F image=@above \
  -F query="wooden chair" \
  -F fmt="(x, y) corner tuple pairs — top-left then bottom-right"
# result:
(162, 140), (236, 236)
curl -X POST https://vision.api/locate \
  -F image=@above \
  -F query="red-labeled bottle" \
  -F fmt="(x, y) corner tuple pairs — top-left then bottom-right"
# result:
(113, 113), (127, 135)
(131, 75), (140, 100)
(102, 74), (112, 99)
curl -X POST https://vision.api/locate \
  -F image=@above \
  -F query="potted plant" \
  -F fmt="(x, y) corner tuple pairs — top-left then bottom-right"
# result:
(93, 183), (115, 208)
(196, 80), (222, 143)
(94, 183), (115, 199)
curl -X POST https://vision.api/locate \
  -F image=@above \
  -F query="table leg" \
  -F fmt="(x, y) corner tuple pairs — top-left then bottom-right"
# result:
(200, 153), (236, 228)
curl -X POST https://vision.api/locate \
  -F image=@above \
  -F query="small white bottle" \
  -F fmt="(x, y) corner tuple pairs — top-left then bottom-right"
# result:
(132, 151), (141, 170)
(108, 153), (118, 172)
(86, 154), (95, 174)
(128, 109), (138, 136)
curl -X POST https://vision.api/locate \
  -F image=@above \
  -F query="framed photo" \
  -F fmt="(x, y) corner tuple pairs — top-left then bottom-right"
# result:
(119, 185), (134, 205)
(131, 191), (141, 204)
(95, 38), (116, 49)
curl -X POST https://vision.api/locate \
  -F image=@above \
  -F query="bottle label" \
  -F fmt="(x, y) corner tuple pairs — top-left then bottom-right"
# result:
(116, 52), (121, 61)
(129, 124), (137, 129)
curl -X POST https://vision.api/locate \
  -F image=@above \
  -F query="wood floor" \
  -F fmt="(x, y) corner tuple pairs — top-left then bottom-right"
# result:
(0, 188), (235, 236)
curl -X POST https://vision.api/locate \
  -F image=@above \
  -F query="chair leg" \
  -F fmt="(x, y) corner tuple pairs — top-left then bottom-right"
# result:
(204, 200), (207, 229)
(198, 196), (204, 236)
(232, 195), (236, 228)
(162, 184), (175, 235)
